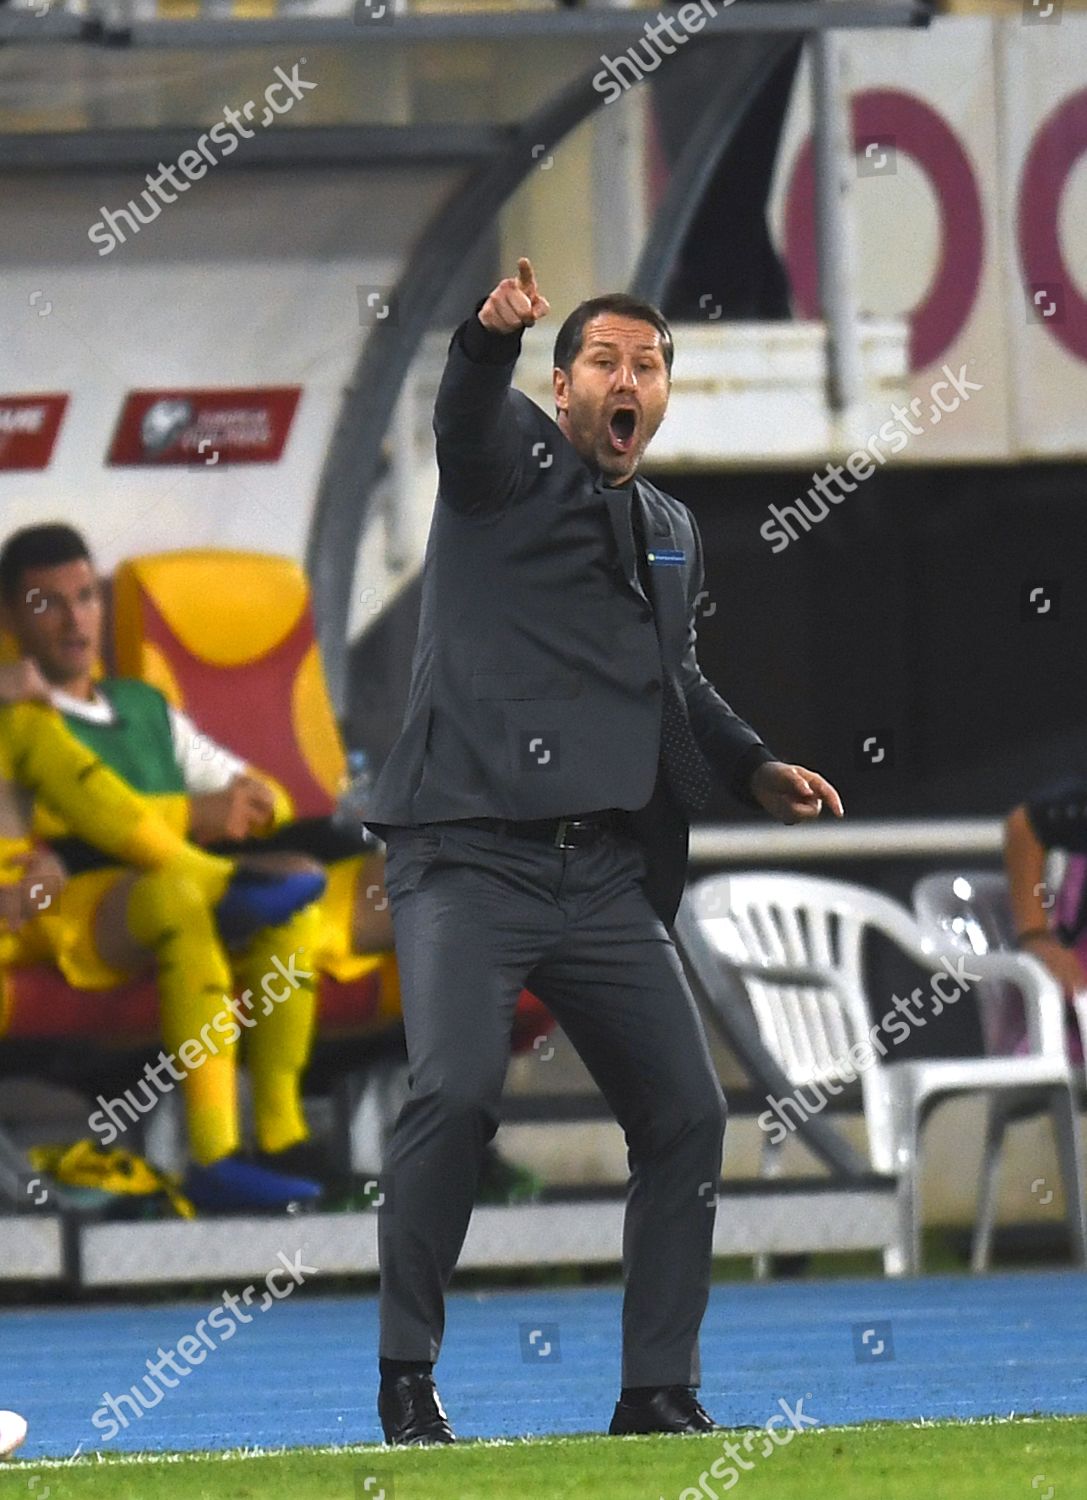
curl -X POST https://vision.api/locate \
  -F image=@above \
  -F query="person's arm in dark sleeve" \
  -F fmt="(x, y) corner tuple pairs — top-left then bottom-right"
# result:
(1022, 776), (1087, 853)
(677, 509), (779, 810)
(1006, 781), (1087, 988)
(433, 296), (525, 517)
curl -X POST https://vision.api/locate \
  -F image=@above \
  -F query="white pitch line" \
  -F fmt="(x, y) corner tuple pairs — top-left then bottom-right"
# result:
(8, 1412), (1087, 1468)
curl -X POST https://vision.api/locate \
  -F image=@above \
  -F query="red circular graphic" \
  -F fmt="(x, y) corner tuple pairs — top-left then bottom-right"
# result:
(1019, 87), (1087, 364)
(783, 89), (984, 372)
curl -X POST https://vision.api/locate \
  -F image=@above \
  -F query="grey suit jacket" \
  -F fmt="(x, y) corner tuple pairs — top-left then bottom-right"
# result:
(365, 308), (778, 928)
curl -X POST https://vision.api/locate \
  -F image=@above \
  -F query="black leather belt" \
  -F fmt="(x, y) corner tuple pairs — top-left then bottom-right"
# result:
(456, 810), (626, 849)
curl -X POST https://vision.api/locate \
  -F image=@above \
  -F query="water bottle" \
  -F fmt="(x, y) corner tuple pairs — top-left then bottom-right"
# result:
(335, 748), (379, 847)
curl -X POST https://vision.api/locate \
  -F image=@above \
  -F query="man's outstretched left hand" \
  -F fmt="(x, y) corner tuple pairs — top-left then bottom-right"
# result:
(750, 761), (844, 824)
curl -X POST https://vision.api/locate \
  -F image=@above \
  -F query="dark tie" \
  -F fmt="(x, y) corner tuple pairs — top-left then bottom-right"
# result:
(630, 497), (713, 814)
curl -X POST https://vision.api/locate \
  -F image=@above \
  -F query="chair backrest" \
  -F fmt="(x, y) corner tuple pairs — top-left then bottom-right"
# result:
(112, 550), (346, 819)
(911, 869), (1023, 1056)
(687, 870), (904, 1172)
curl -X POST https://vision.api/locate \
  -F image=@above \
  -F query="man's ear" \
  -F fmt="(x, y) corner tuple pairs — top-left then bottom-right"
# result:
(552, 365), (568, 414)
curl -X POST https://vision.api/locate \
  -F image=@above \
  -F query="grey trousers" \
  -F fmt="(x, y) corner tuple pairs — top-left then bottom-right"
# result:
(376, 819), (727, 1388)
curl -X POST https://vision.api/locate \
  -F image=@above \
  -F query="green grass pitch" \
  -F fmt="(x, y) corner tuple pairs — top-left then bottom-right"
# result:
(2, 1418), (1085, 1499)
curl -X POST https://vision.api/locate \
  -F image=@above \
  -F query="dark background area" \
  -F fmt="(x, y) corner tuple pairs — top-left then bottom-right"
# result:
(654, 461), (1087, 825)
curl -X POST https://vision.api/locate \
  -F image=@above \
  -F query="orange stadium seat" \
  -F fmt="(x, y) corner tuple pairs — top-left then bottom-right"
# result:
(0, 549), (552, 1062)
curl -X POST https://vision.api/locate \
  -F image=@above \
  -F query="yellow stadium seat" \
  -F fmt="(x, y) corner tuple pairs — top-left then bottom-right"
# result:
(112, 550), (347, 820)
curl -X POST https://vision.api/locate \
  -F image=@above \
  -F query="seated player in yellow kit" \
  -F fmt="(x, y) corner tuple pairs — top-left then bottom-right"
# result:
(0, 686), (259, 952)
(4, 523), (542, 1206)
(0, 683), (328, 1209)
(0, 528), (334, 1214)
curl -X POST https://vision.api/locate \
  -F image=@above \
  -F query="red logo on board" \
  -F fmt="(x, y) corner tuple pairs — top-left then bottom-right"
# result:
(0, 395), (69, 471)
(107, 387), (301, 465)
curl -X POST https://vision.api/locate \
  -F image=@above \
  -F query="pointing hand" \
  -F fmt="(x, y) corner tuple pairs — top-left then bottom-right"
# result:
(479, 257), (551, 334)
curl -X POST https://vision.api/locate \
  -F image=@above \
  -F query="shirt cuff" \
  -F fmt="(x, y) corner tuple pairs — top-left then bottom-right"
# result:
(731, 743), (780, 810)
(456, 296), (524, 365)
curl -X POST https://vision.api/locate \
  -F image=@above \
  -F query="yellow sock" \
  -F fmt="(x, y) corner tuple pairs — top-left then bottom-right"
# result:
(125, 867), (240, 1166)
(1, 702), (232, 903)
(234, 904), (322, 1155)
(316, 855), (362, 969)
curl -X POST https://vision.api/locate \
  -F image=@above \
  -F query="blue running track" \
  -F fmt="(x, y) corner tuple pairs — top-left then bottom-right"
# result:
(5, 1270), (1086, 1459)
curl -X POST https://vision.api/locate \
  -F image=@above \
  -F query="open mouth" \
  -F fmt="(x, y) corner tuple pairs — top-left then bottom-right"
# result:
(607, 406), (638, 453)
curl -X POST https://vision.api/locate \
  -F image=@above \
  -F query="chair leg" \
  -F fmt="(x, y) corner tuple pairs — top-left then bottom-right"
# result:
(890, 1106), (922, 1276)
(1049, 1085), (1087, 1267)
(753, 1133), (785, 1281)
(0, 1128), (34, 1210)
(331, 1071), (365, 1178)
(970, 1095), (1010, 1274)
(1073, 992), (1087, 1088)
(882, 1240), (907, 1278)
(883, 1073), (925, 1276)
(338, 1054), (411, 1176)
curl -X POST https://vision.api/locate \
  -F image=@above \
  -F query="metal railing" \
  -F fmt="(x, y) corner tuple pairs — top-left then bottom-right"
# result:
(0, 0), (928, 43)
(690, 816), (1004, 864)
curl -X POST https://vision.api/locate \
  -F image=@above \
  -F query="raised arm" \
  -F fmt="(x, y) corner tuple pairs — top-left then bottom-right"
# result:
(433, 257), (551, 517)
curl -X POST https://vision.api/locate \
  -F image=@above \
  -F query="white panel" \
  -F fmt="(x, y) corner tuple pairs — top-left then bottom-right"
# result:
(0, 167), (455, 574)
(78, 1189), (897, 1284)
(416, 319), (911, 470)
(1000, 15), (1087, 456)
(0, 1218), (65, 1280)
(770, 18), (1014, 462)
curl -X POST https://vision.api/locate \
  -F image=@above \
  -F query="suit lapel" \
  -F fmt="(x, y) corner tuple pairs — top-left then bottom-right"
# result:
(601, 481), (642, 599)
(600, 477), (687, 668)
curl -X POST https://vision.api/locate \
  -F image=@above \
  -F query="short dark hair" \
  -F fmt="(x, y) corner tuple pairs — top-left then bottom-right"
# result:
(0, 523), (92, 604)
(552, 293), (674, 379)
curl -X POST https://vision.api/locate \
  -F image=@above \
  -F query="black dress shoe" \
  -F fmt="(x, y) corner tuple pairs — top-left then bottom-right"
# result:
(609, 1385), (719, 1435)
(378, 1373), (456, 1446)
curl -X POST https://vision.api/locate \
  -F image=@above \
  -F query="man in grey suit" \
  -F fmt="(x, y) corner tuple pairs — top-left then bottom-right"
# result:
(365, 258), (843, 1444)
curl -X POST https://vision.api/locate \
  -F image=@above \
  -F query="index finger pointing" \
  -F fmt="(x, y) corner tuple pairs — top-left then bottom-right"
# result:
(809, 774), (845, 817)
(517, 257), (536, 295)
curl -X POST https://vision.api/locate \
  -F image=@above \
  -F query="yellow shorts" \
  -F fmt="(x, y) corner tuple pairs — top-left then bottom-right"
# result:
(309, 854), (400, 1024)
(26, 866), (135, 991)
(2, 854), (400, 1015)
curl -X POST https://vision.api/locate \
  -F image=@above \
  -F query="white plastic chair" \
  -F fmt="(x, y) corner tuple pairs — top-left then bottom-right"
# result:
(913, 869), (1087, 1270)
(685, 870), (1087, 1276)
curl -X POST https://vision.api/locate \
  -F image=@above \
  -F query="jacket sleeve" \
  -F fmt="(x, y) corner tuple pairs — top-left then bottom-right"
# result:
(677, 508), (779, 810)
(1024, 776), (1087, 852)
(432, 297), (526, 516)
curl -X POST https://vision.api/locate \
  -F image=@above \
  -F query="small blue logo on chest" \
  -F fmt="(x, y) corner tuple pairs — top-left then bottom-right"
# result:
(646, 548), (686, 566)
